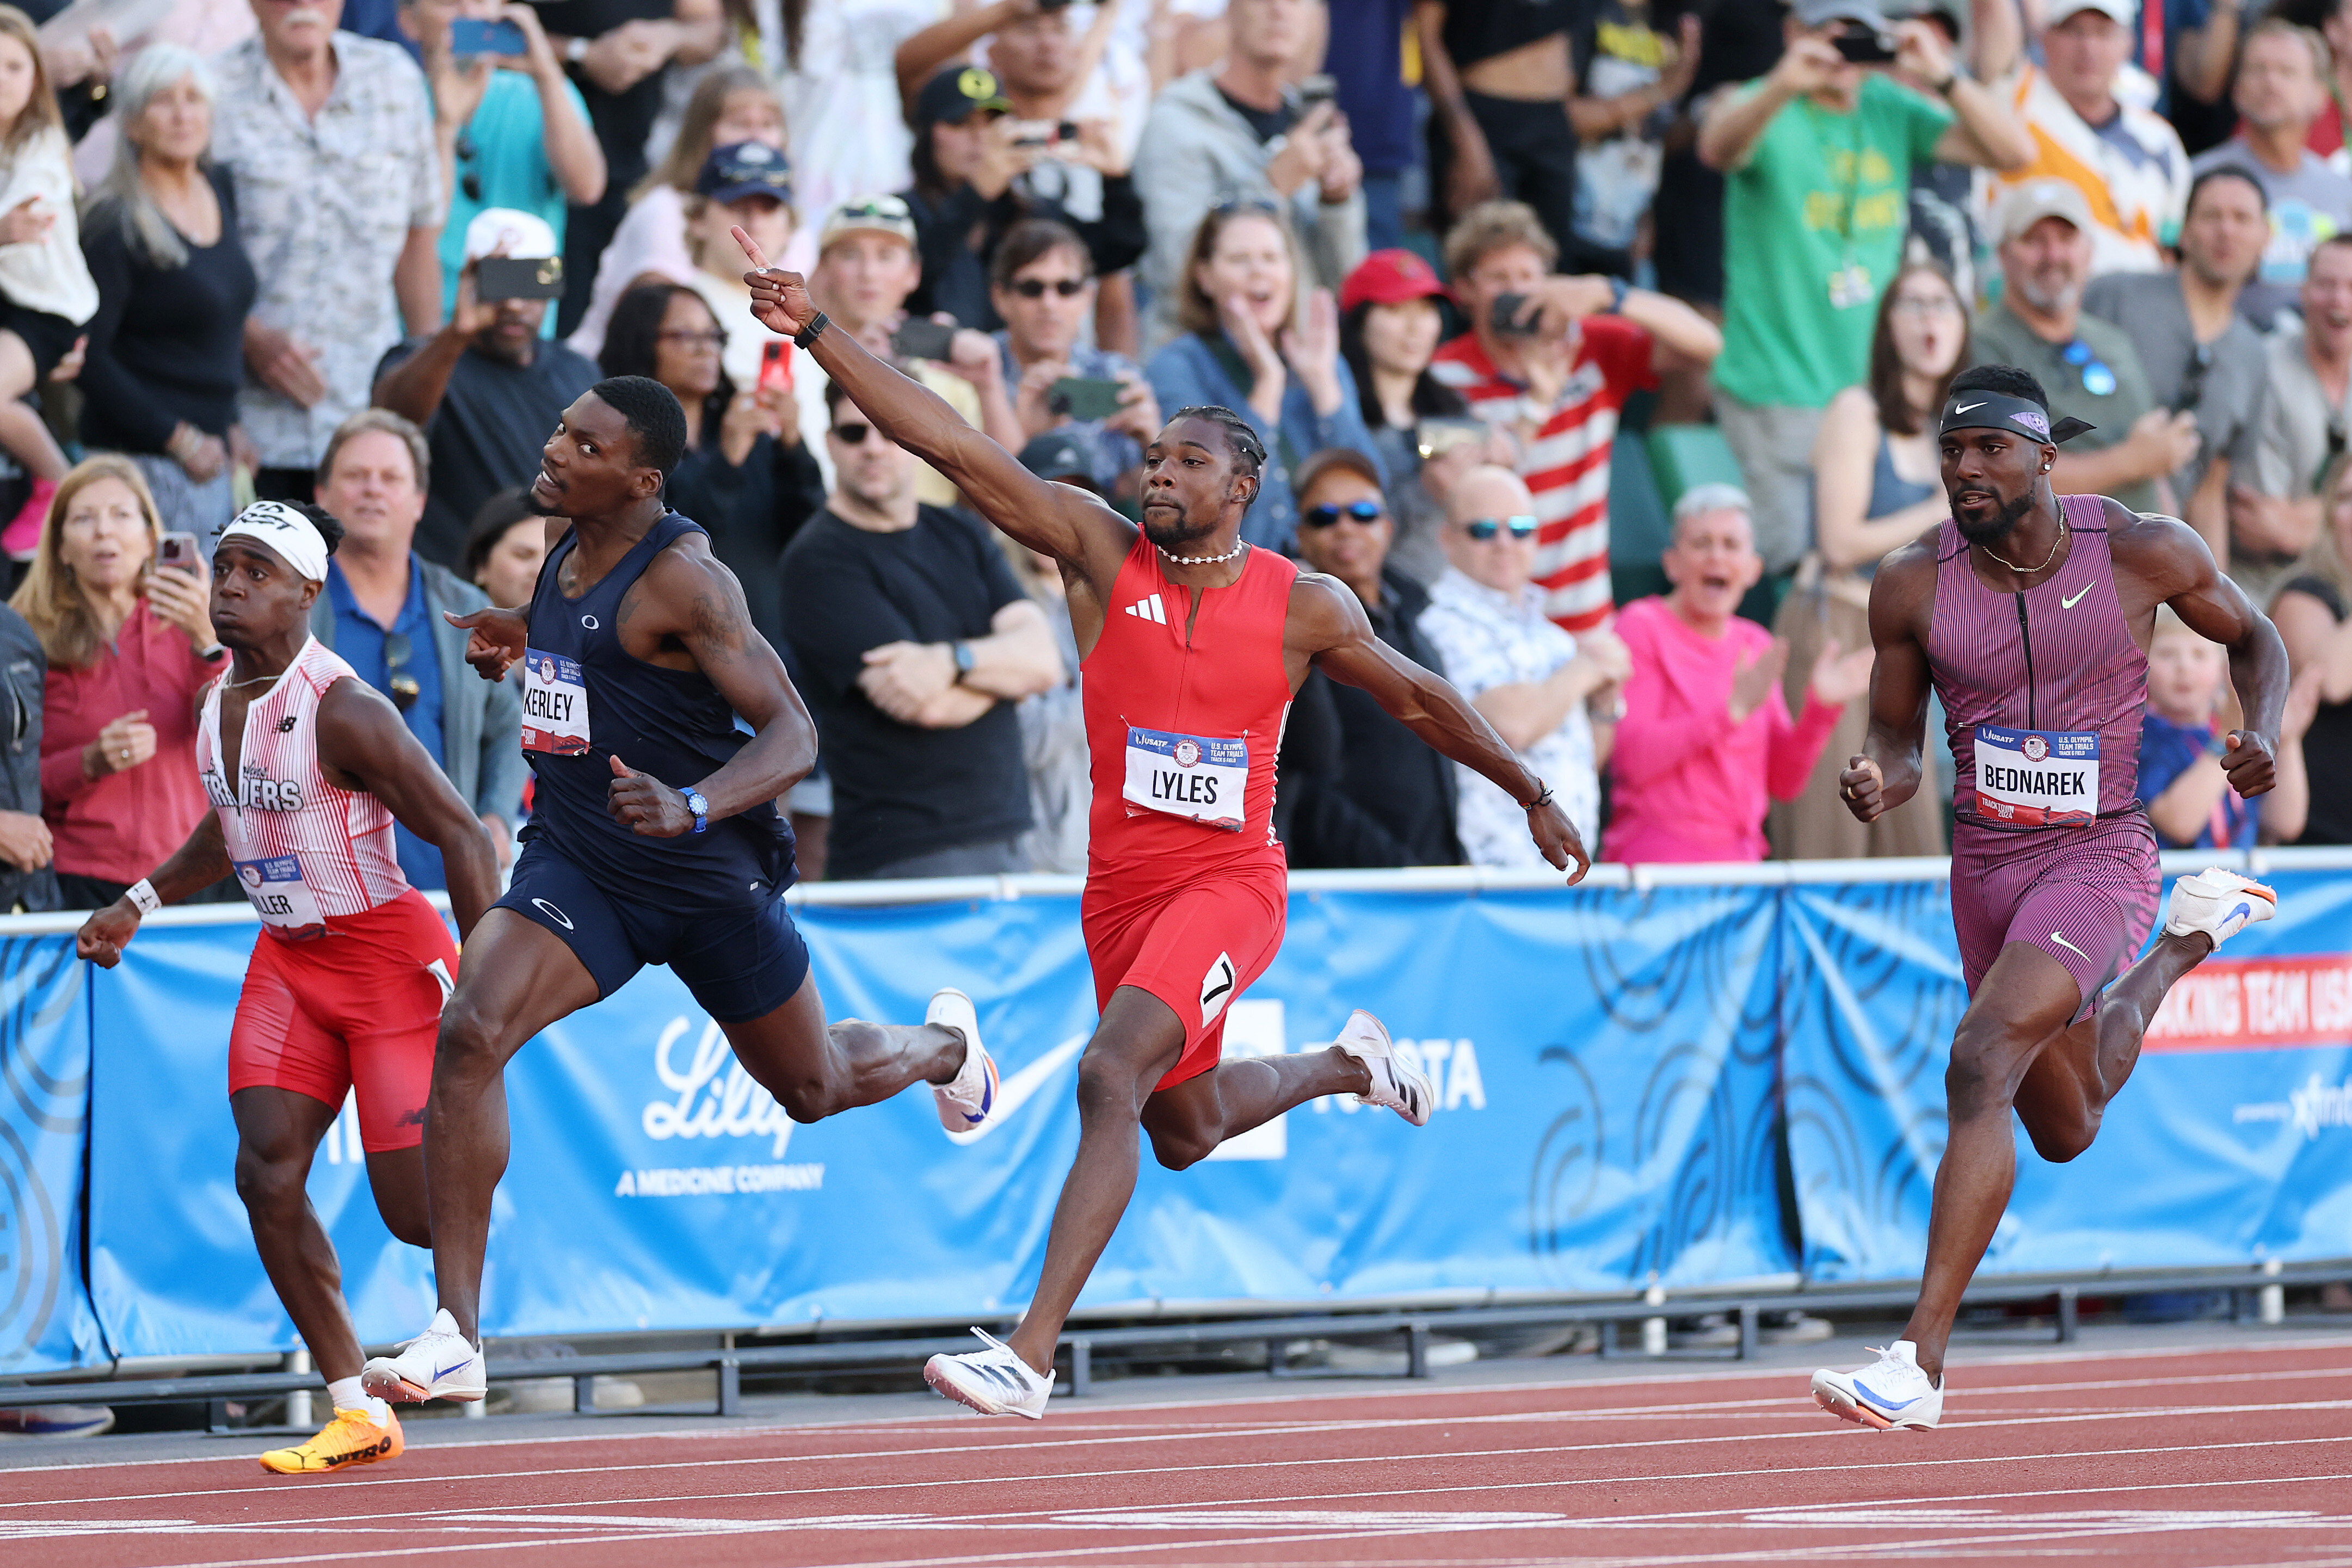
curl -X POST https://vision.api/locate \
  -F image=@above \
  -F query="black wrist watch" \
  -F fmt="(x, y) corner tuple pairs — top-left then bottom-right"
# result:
(950, 641), (975, 682)
(794, 310), (829, 350)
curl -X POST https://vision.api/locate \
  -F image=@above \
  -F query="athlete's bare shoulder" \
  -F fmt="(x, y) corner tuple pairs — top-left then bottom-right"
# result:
(1284, 570), (1372, 653)
(2104, 499), (2211, 594)
(1866, 526), (1943, 640)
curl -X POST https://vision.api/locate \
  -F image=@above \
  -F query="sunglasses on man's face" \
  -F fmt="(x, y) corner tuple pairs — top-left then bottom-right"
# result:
(1009, 277), (1087, 298)
(1462, 516), (1539, 542)
(1303, 499), (1384, 528)
(833, 423), (884, 446)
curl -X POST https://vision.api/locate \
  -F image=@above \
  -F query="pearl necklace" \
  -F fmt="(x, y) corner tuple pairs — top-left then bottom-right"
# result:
(1157, 541), (1247, 566)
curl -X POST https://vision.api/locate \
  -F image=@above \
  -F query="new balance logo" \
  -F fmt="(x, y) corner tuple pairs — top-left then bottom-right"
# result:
(1123, 594), (1168, 625)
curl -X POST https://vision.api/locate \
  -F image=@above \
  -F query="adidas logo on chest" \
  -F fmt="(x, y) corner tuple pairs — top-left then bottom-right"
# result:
(1122, 593), (1168, 625)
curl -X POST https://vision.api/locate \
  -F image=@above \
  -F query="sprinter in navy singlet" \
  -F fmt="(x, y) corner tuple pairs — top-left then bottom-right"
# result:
(361, 378), (1005, 1408)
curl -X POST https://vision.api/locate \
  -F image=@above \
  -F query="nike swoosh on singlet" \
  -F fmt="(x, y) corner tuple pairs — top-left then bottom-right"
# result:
(942, 1033), (1086, 1147)
(2051, 931), (2091, 960)
(2061, 585), (2092, 609)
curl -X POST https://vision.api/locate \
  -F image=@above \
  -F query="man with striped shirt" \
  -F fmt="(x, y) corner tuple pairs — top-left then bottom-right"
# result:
(1429, 201), (1721, 635)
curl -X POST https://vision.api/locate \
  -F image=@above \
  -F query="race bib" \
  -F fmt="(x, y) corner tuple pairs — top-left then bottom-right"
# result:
(235, 854), (325, 935)
(520, 648), (590, 756)
(1974, 725), (2099, 826)
(1123, 727), (1248, 831)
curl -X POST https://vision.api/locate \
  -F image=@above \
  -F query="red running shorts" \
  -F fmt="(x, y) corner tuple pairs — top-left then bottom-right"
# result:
(1082, 868), (1288, 1092)
(226, 888), (459, 1152)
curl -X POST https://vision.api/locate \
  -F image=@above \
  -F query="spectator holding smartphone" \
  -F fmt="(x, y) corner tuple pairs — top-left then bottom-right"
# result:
(1430, 199), (1721, 635)
(1700, 0), (2029, 586)
(797, 193), (1025, 500)
(77, 45), (256, 551)
(1134, 0), (1365, 351)
(371, 209), (602, 566)
(600, 280), (823, 650)
(8, 458), (227, 910)
(991, 219), (1157, 502)
(402, 0), (608, 325)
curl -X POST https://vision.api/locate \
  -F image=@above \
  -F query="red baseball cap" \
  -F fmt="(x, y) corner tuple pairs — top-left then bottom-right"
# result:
(1339, 249), (1446, 313)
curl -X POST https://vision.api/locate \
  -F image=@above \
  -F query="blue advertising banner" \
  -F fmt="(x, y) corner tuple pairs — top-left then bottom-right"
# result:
(1781, 867), (2352, 1281)
(78, 882), (1794, 1355)
(33, 853), (2352, 1361)
(0, 933), (102, 1373)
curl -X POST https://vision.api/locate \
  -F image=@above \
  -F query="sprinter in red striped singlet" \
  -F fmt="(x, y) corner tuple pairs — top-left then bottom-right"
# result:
(76, 501), (499, 1476)
(736, 231), (1590, 1420)
(1815, 367), (2294, 1430)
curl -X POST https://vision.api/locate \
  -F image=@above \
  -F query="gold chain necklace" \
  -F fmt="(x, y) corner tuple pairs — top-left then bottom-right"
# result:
(1977, 517), (2067, 577)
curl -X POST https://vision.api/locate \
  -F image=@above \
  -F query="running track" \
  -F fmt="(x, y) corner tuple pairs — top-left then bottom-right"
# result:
(7, 1339), (2350, 1567)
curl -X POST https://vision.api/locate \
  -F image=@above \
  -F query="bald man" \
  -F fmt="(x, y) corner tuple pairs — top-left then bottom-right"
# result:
(1415, 466), (1628, 863)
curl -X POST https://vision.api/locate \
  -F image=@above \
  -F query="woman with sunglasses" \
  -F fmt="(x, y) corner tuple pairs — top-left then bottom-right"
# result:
(1770, 262), (1965, 860)
(600, 281), (824, 654)
(1144, 203), (1386, 550)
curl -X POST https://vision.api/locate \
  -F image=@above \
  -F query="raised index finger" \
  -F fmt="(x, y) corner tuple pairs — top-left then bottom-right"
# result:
(731, 225), (771, 271)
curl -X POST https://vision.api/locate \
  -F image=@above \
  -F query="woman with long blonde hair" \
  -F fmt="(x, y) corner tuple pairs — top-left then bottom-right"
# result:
(8, 454), (227, 906)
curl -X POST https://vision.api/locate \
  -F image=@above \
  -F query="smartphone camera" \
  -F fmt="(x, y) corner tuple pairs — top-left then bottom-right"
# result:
(1296, 73), (1337, 110)
(1490, 293), (1543, 338)
(1832, 26), (1900, 64)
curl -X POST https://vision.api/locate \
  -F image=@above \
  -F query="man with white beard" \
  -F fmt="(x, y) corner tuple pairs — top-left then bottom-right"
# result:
(1966, 180), (2200, 517)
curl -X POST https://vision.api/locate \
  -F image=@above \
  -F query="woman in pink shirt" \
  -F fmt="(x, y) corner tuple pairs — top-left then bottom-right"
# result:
(1606, 485), (1875, 864)
(7, 456), (224, 907)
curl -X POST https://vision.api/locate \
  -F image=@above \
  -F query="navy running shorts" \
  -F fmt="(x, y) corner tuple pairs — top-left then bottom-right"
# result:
(494, 838), (811, 1023)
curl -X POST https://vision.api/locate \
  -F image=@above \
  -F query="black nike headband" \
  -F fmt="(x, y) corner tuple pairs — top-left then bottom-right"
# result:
(1939, 391), (2095, 446)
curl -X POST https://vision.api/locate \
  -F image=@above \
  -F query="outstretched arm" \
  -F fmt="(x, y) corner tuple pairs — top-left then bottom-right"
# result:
(1295, 576), (1589, 882)
(1840, 551), (1936, 822)
(732, 228), (1127, 572)
(316, 679), (499, 940)
(2143, 513), (2292, 799)
(74, 812), (232, 967)
(605, 542), (818, 838)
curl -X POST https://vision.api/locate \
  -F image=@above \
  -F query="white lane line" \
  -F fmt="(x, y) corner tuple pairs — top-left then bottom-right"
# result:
(23, 1428), (2352, 1547)
(13, 1330), (2352, 1483)
(118, 1462), (2352, 1568)
(17, 1373), (2352, 1515)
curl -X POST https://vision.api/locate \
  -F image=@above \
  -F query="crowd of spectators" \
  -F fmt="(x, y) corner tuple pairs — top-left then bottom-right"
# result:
(5, 0), (2352, 916)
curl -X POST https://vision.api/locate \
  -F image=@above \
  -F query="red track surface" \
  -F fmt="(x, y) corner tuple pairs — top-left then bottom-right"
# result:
(7, 1340), (2350, 1567)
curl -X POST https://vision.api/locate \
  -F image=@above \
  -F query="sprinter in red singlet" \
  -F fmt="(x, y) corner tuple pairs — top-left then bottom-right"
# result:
(76, 501), (500, 1474)
(735, 231), (1588, 1419)
(1814, 366), (2294, 1430)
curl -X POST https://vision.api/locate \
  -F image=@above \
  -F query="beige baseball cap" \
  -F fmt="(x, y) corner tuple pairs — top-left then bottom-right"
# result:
(1993, 178), (2095, 244)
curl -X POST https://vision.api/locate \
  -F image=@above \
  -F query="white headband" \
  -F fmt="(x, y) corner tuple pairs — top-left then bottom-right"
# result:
(218, 501), (330, 583)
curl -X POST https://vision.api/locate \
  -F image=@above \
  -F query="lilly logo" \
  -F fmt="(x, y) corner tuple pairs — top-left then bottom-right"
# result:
(642, 1016), (797, 1157)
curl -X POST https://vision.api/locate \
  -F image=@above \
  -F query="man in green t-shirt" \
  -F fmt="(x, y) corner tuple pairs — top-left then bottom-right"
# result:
(1965, 180), (2202, 520)
(1697, 0), (2031, 579)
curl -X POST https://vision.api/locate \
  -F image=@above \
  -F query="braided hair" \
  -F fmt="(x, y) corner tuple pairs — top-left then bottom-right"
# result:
(1166, 404), (1267, 482)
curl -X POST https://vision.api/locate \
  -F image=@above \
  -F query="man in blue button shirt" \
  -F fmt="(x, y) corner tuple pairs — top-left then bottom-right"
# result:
(307, 410), (526, 888)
